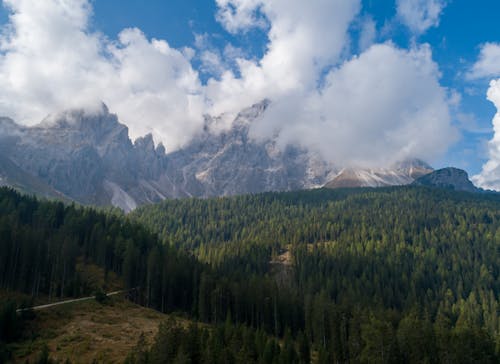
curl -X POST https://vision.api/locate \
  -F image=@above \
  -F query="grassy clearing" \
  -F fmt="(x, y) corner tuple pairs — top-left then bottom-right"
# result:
(9, 295), (169, 364)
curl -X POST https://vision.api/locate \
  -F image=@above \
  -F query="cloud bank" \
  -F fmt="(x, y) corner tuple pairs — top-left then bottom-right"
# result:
(470, 43), (500, 190)
(0, 0), (205, 149)
(252, 43), (456, 166)
(0, 0), (457, 168)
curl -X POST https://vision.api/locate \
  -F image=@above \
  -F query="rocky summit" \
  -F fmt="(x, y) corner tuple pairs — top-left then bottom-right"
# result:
(323, 159), (433, 189)
(411, 167), (482, 193)
(0, 102), (338, 211)
(0, 101), (456, 211)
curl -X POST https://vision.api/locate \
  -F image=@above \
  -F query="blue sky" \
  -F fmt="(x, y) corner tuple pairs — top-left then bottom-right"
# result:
(90, 0), (500, 174)
(99, 0), (498, 174)
(1, 0), (500, 184)
(82, 0), (500, 174)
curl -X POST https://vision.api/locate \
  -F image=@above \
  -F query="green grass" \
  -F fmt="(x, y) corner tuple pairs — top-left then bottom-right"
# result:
(8, 295), (169, 364)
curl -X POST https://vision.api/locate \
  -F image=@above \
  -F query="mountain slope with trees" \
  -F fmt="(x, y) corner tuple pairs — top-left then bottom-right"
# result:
(1, 186), (500, 362)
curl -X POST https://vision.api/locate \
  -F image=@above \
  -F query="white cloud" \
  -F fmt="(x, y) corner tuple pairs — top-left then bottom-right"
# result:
(396, 0), (446, 35)
(250, 43), (457, 167)
(358, 17), (377, 52)
(470, 44), (500, 190)
(208, 0), (456, 167)
(215, 0), (268, 34)
(471, 80), (500, 190)
(207, 0), (362, 119)
(468, 43), (500, 80)
(0, 0), (205, 150)
(0, 0), (458, 169)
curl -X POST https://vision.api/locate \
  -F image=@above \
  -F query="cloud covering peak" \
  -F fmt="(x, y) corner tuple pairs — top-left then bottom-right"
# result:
(0, 0), (205, 149)
(0, 0), (457, 168)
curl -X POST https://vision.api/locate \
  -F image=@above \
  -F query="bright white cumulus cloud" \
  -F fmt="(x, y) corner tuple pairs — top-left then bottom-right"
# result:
(469, 43), (500, 190)
(0, 0), (205, 149)
(212, 0), (456, 166)
(468, 43), (500, 80)
(209, 0), (362, 118)
(0, 0), (457, 168)
(251, 43), (457, 167)
(396, 0), (447, 35)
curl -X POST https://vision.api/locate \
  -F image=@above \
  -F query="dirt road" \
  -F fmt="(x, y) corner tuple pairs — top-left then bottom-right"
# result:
(15, 290), (127, 313)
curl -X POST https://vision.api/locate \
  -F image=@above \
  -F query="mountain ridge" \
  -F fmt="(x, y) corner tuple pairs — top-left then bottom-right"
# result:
(0, 102), (477, 210)
(411, 167), (482, 193)
(323, 159), (433, 189)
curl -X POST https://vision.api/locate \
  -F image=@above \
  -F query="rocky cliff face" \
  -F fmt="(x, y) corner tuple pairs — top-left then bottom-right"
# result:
(163, 100), (337, 198)
(1, 101), (459, 211)
(411, 167), (480, 193)
(0, 105), (168, 210)
(0, 102), (338, 210)
(324, 159), (433, 189)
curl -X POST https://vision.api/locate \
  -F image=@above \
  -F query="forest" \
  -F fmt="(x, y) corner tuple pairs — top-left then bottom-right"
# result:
(1, 186), (500, 363)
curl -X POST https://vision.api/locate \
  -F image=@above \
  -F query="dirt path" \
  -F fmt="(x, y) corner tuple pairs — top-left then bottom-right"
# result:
(16, 290), (128, 313)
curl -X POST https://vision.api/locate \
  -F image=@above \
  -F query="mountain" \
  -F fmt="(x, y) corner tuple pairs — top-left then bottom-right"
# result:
(324, 159), (433, 189)
(0, 102), (339, 211)
(411, 167), (481, 193)
(0, 153), (70, 200)
(0, 107), (168, 211)
(0, 101), (441, 210)
(162, 100), (337, 197)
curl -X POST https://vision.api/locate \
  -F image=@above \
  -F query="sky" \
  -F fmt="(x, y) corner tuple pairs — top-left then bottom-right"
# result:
(0, 0), (500, 189)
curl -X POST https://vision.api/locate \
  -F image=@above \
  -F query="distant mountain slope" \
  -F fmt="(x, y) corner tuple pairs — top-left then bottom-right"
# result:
(324, 159), (433, 189)
(0, 102), (440, 210)
(0, 102), (337, 210)
(411, 167), (481, 193)
(163, 100), (337, 197)
(0, 107), (169, 210)
(0, 154), (69, 201)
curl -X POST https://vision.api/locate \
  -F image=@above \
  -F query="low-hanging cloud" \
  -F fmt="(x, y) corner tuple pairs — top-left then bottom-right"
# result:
(208, 0), (362, 119)
(0, 0), (457, 168)
(0, 0), (205, 150)
(211, 0), (456, 166)
(251, 43), (457, 167)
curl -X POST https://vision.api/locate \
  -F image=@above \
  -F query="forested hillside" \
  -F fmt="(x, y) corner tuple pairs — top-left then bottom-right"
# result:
(2, 186), (500, 362)
(133, 187), (500, 363)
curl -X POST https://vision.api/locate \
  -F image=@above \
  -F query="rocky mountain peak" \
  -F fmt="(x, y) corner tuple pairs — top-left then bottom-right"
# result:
(0, 101), (464, 211)
(412, 167), (480, 192)
(324, 159), (433, 189)
(134, 133), (156, 153)
(0, 117), (19, 136)
(37, 104), (127, 145)
(233, 99), (270, 128)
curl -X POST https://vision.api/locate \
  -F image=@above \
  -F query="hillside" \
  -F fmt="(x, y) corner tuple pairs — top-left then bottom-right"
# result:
(8, 295), (168, 363)
(2, 187), (500, 363)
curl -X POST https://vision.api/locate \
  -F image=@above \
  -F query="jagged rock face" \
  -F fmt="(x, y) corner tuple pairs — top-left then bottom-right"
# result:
(0, 106), (168, 210)
(164, 101), (337, 198)
(412, 167), (480, 193)
(0, 100), (454, 211)
(0, 101), (338, 210)
(324, 159), (434, 189)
